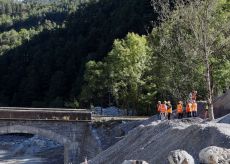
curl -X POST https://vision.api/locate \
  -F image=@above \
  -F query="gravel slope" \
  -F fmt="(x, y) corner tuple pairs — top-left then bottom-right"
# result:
(89, 117), (230, 164)
(217, 113), (230, 124)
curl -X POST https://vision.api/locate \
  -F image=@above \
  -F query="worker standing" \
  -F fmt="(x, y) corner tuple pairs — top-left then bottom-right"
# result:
(157, 101), (161, 119)
(186, 101), (192, 117)
(192, 91), (197, 101)
(177, 101), (183, 119)
(167, 101), (172, 120)
(192, 100), (198, 117)
(158, 101), (167, 120)
(189, 90), (197, 101)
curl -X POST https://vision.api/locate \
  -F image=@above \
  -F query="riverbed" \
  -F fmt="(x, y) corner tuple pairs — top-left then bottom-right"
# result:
(0, 134), (63, 164)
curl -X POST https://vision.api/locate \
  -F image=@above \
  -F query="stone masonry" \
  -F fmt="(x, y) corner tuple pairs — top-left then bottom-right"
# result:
(0, 110), (98, 164)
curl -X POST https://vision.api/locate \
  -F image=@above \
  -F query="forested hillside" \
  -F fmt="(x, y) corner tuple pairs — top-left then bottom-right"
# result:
(0, 0), (82, 55)
(0, 0), (155, 107)
(0, 0), (229, 117)
(81, 0), (230, 116)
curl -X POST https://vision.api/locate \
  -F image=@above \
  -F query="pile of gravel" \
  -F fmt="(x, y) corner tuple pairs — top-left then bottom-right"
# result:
(89, 117), (230, 164)
(217, 113), (230, 124)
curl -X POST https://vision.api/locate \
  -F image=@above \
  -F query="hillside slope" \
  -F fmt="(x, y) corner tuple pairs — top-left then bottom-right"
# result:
(0, 0), (155, 107)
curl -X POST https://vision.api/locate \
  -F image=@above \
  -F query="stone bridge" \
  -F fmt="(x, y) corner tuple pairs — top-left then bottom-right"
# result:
(0, 107), (97, 164)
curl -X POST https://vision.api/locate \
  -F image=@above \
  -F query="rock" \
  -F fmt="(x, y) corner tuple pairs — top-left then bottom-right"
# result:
(122, 160), (149, 164)
(214, 89), (230, 118)
(168, 149), (195, 164)
(199, 146), (230, 164)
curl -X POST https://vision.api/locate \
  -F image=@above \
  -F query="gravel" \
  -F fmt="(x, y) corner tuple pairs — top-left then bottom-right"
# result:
(216, 113), (230, 124)
(89, 116), (230, 164)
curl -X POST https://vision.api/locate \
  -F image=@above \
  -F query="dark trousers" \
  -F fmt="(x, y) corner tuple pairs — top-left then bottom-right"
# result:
(187, 112), (192, 117)
(168, 113), (171, 120)
(192, 111), (197, 117)
(178, 113), (183, 119)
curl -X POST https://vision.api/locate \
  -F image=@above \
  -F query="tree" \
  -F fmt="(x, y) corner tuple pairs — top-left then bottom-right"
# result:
(150, 0), (230, 120)
(80, 61), (107, 107)
(106, 33), (151, 112)
(81, 33), (154, 114)
(0, 0), (156, 107)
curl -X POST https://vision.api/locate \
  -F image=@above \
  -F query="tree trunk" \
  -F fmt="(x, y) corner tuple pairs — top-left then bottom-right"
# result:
(202, 5), (215, 120)
(204, 51), (215, 120)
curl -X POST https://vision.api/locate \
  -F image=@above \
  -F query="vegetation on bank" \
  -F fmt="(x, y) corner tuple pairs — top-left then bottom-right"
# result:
(0, 0), (229, 118)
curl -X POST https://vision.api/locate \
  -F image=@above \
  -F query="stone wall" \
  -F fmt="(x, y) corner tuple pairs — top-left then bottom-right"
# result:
(0, 120), (99, 164)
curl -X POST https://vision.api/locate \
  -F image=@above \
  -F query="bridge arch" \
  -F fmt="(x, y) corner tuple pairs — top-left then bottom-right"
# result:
(0, 125), (78, 164)
(0, 125), (71, 144)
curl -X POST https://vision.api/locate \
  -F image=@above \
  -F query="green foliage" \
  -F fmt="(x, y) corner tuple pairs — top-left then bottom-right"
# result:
(0, 0), (155, 107)
(81, 33), (156, 113)
(0, 0), (82, 55)
(0, 0), (228, 115)
(148, 0), (230, 103)
(0, 28), (38, 55)
(80, 61), (106, 106)
(105, 33), (151, 110)
(213, 60), (230, 92)
(64, 98), (79, 108)
(0, 0), (71, 31)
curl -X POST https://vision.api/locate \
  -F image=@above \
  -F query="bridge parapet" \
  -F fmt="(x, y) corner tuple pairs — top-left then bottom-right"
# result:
(0, 107), (91, 121)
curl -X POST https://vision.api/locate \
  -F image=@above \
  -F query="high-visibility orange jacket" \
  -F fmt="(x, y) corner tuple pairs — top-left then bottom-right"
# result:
(159, 104), (167, 113)
(192, 102), (197, 111)
(157, 104), (161, 112)
(192, 93), (197, 100)
(167, 105), (172, 113)
(177, 104), (183, 113)
(186, 103), (192, 112)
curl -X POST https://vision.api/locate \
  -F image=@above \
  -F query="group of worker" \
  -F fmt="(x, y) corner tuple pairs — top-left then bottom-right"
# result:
(157, 101), (173, 120)
(157, 90), (198, 120)
(178, 100), (198, 118)
(157, 100), (198, 120)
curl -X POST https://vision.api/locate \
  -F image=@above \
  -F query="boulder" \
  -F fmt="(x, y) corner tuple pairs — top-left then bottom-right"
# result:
(168, 149), (195, 164)
(214, 89), (230, 118)
(199, 146), (230, 164)
(122, 160), (149, 164)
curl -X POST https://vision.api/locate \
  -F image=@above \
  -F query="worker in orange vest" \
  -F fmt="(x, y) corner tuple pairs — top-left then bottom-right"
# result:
(158, 101), (167, 120)
(192, 100), (198, 117)
(177, 101), (183, 119)
(157, 101), (161, 120)
(167, 101), (172, 120)
(186, 101), (192, 117)
(157, 101), (161, 112)
(192, 90), (197, 101)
